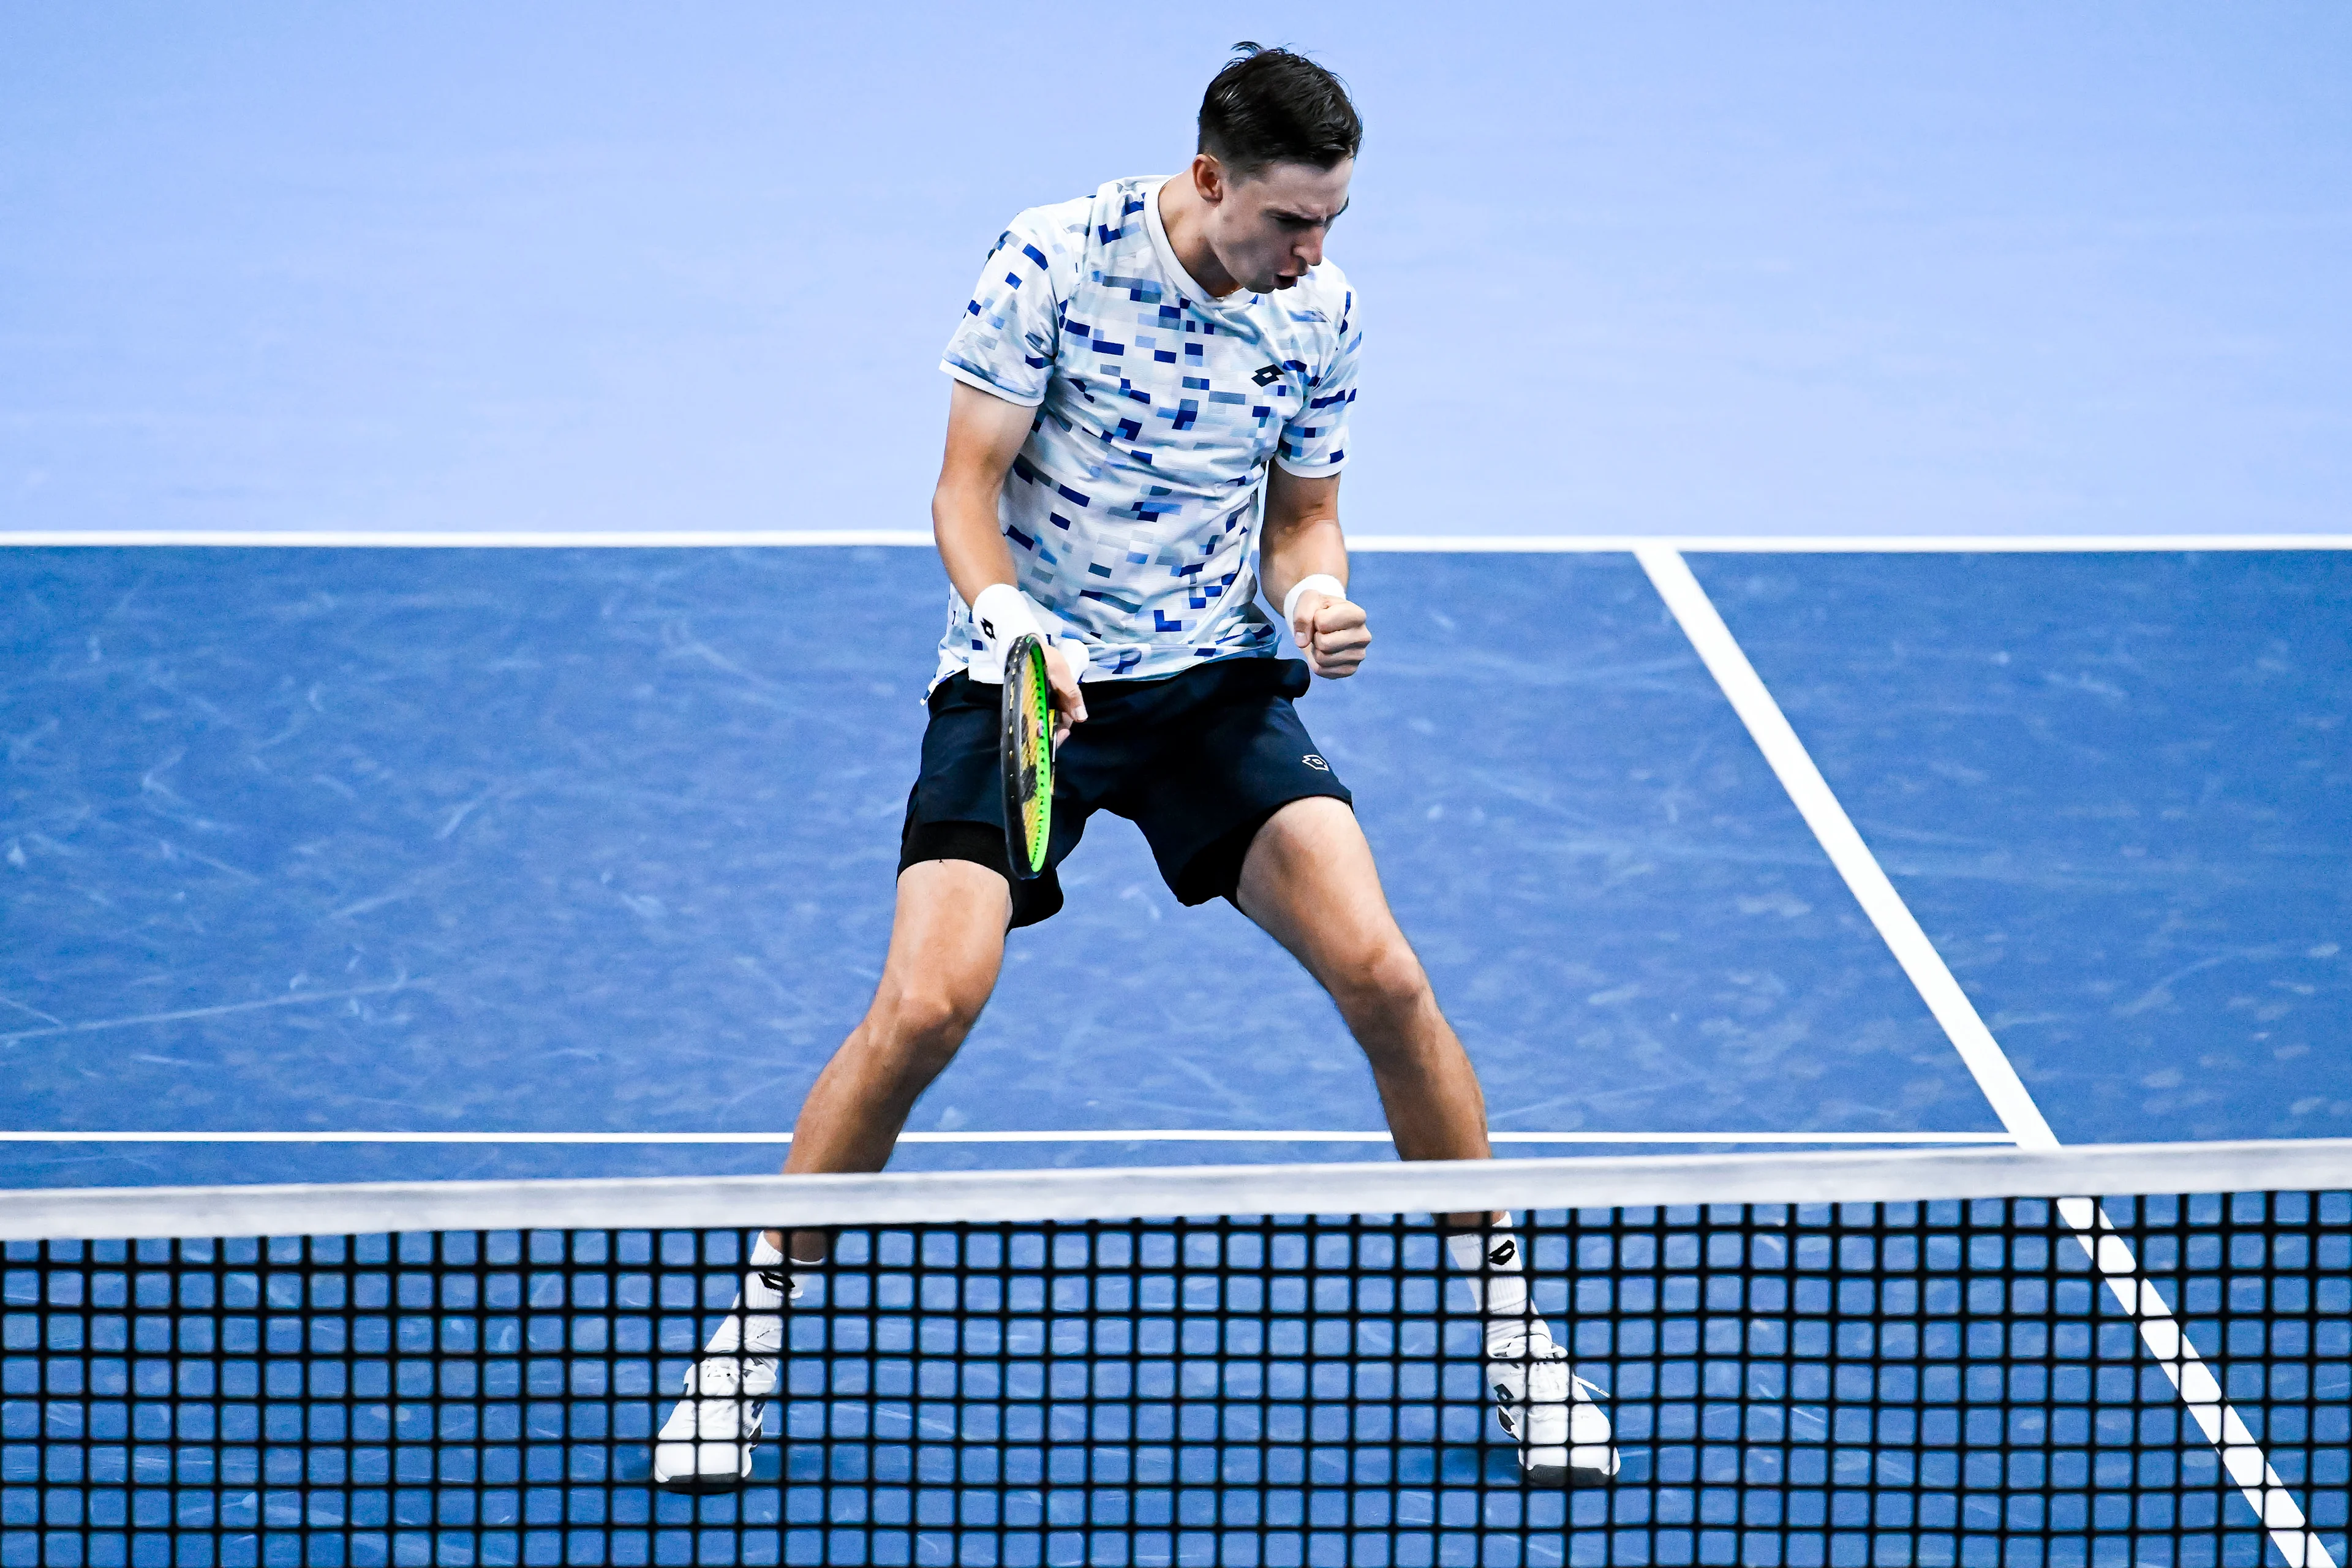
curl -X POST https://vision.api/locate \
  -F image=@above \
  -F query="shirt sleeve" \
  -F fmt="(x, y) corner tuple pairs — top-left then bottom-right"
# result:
(940, 214), (1065, 408)
(1273, 284), (1361, 477)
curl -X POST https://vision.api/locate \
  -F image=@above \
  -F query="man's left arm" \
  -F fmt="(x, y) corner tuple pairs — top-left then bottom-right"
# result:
(1261, 466), (1370, 679)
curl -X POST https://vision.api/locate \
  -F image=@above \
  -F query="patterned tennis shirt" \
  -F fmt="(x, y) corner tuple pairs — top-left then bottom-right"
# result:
(934, 175), (1361, 688)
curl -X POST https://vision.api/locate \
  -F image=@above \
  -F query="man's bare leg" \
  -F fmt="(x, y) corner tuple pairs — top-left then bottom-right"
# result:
(771, 856), (1011, 1261)
(657, 857), (1011, 1492)
(1233, 796), (1495, 1227)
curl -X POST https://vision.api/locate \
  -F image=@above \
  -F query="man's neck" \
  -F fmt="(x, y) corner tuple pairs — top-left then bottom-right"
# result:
(1155, 173), (1242, 300)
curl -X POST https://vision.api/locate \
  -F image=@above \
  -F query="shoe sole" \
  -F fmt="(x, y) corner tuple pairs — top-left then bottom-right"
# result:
(651, 1409), (761, 1495)
(1493, 1381), (1616, 1491)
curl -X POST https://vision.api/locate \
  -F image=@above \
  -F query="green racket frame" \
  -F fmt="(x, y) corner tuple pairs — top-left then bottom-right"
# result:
(1000, 634), (1054, 880)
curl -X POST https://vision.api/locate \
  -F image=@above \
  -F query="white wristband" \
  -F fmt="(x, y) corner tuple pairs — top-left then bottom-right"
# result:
(1282, 573), (1347, 628)
(972, 582), (1044, 650)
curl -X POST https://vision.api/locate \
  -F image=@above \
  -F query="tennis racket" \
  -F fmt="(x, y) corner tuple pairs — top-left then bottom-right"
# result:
(999, 633), (1054, 881)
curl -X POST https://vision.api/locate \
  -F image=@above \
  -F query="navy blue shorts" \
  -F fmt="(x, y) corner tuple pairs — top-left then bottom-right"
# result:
(899, 656), (1353, 928)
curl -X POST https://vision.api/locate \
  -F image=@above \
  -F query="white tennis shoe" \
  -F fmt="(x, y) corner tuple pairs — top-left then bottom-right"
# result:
(1488, 1341), (1619, 1487)
(651, 1246), (793, 1494)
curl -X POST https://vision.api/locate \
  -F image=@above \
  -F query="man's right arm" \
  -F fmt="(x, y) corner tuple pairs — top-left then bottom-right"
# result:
(931, 380), (1087, 733)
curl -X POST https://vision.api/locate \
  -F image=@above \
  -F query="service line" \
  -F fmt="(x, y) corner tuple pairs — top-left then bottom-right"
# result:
(4, 530), (2350, 552)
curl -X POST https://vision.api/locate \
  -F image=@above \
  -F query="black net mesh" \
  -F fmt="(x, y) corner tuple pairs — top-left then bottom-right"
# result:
(5, 1190), (2348, 1568)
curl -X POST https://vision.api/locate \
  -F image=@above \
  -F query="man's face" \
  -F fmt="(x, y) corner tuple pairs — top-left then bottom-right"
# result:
(1199, 156), (1353, 295)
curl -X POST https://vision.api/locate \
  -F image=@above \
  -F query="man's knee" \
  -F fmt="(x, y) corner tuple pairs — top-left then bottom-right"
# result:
(878, 978), (986, 1051)
(1333, 936), (1434, 1030)
(863, 976), (988, 1082)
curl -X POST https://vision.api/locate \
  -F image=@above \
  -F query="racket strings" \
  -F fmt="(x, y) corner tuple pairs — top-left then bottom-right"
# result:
(1003, 636), (1054, 879)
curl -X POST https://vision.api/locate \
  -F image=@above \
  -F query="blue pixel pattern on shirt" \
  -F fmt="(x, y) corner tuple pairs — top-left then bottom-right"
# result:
(936, 175), (1360, 686)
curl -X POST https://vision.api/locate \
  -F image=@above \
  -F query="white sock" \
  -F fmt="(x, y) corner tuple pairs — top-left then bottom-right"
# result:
(1443, 1215), (1556, 1360)
(752, 1234), (831, 1300)
(699, 1236), (796, 1359)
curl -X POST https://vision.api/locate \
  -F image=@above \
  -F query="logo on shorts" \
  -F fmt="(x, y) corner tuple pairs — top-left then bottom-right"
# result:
(1252, 363), (1284, 386)
(1302, 754), (1329, 771)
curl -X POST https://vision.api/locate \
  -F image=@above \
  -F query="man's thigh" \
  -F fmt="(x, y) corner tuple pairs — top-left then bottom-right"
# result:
(876, 858), (1015, 1010)
(1231, 796), (1408, 985)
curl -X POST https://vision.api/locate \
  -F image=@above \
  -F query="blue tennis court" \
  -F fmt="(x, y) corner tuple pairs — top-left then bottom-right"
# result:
(4, 543), (2344, 1188)
(6, 11), (2351, 1567)
(4, 5), (2346, 1185)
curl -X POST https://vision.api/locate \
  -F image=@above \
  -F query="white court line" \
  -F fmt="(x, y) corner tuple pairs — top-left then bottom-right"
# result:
(3, 530), (2350, 552)
(1638, 546), (2335, 1568)
(1635, 548), (2058, 1147)
(0, 1129), (2017, 1145)
(0, 529), (938, 549)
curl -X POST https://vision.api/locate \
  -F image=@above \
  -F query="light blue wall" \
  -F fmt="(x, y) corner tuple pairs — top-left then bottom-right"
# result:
(4, 3), (2346, 537)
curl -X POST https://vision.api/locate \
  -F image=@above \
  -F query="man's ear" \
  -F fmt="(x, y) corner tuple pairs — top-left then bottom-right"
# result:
(1193, 153), (1226, 206)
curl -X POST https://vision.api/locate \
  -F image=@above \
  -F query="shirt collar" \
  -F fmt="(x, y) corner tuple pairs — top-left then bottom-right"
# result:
(1142, 176), (1257, 316)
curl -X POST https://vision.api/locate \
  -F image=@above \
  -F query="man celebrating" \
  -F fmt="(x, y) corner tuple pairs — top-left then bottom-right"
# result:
(657, 44), (1615, 1493)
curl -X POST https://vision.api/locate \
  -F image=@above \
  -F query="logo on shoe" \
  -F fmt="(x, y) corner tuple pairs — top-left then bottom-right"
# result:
(1492, 1386), (1516, 1433)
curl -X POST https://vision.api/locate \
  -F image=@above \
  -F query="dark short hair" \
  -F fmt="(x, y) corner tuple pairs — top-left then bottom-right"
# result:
(1197, 43), (1361, 178)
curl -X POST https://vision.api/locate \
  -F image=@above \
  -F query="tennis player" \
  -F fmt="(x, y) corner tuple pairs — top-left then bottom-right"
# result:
(657, 45), (1615, 1494)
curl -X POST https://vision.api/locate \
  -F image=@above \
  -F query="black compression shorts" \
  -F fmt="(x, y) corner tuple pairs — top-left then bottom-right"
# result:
(897, 656), (1353, 928)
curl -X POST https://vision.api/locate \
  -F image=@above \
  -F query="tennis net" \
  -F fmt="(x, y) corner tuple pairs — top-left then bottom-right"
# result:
(4, 1142), (2348, 1568)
